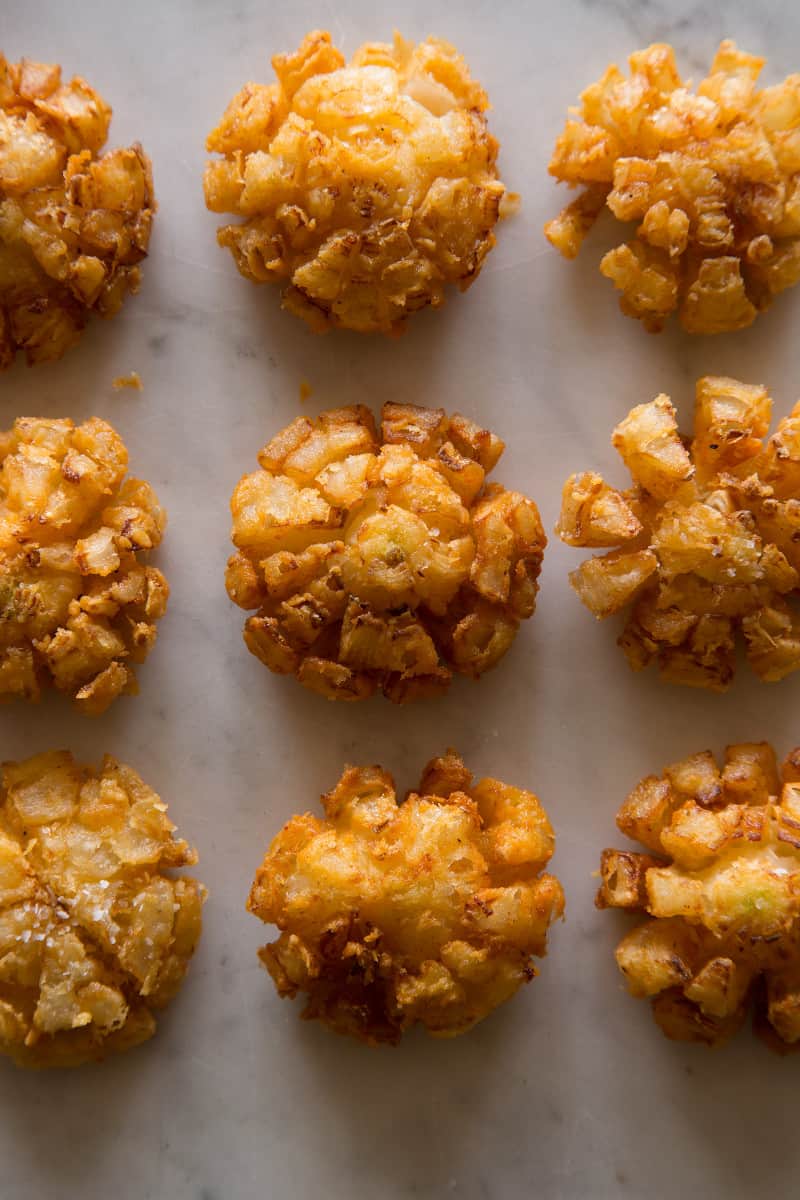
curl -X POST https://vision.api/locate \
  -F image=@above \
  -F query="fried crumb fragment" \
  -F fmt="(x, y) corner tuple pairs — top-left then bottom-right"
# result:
(556, 376), (800, 690)
(0, 54), (155, 368)
(598, 742), (800, 1050)
(0, 416), (168, 712)
(204, 30), (506, 334)
(545, 40), (800, 333)
(248, 750), (564, 1043)
(0, 751), (205, 1067)
(226, 403), (546, 701)
(112, 372), (142, 391)
(499, 191), (521, 218)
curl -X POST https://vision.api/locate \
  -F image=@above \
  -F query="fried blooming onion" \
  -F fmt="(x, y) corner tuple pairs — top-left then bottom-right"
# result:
(0, 751), (204, 1067)
(545, 40), (800, 334)
(556, 376), (800, 691)
(0, 54), (155, 367)
(598, 742), (800, 1050)
(226, 403), (546, 702)
(204, 30), (506, 334)
(0, 417), (168, 713)
(248, 751), (564, 1043)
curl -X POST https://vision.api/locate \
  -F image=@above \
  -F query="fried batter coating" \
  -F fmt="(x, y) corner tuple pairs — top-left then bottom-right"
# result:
(0, 416), (169, 713)
(0, 54), (155, 367)
(556, 376), (800, 690)
(545, 40), (800, 333)
(204, 30), (506, 334)
(227, 403), (546, 701)
(598, 742), (800, 1050)
(0, 751), (205, 1067)
(248, 751), (564, 1043)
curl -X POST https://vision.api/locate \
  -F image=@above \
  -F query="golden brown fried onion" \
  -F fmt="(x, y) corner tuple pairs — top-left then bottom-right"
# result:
(0, 751), (204, 1067)
(227, 402), (545, 702)
(248, 750), (564, 1043)
(0, 416), (168, 713)
(546, 41), (800, 333)
(204, 30), (506, 334)
(557, 376), (800, 690)
(0, 54), (155, 366)
(598, 742), (800, 1050)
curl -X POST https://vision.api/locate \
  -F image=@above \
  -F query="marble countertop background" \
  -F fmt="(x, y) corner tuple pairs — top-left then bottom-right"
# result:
(2, 0), (800, 1197)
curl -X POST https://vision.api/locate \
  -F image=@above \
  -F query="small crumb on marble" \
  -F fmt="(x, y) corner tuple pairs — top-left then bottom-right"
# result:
(113, 372), (143, 391)
(299, 379), (312, 404)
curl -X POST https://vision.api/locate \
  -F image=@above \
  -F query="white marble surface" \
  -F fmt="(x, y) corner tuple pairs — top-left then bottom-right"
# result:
(2, 0), (800, 1196)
